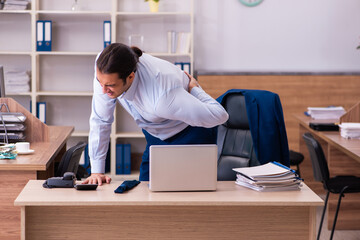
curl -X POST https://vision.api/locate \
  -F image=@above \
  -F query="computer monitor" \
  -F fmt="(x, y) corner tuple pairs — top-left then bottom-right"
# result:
(0, 66), (5, 98)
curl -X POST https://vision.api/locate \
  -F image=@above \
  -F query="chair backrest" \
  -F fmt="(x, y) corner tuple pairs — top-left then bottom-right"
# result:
(302, 132), (330, 182)
(217, 93), (259, 181)
(55, 141), (87, 177)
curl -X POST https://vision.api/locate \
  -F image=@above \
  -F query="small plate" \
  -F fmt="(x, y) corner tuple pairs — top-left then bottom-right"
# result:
(17, 149), (35, 155)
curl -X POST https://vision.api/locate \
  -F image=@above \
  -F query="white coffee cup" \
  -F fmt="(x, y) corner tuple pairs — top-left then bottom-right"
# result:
(15, 142), (30, 153)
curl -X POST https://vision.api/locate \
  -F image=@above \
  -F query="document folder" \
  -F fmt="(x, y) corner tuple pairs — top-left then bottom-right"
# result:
(116, 144), (131, 175)
(103, 21), (111, 48)
(174, 62), (191, 73)
(36, 102), (46, 123)
(174, 62), (182, 69)
(37, 20), (52, 51)
(116, 144), (124, 174)
(182, 62), (191, 73)
(44, 21), (52, 51)
(36, 21), (44, 51)
(123, 144), (131, 174)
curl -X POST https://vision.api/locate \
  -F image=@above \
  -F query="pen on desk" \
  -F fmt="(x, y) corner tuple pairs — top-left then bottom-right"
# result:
(271, 161), (296, 173)
(271, 161), (304, 180)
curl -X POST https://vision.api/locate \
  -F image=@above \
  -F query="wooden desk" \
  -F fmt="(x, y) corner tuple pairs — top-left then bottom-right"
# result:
(0, 126), (73, 240)
(15, 181), (322, 240)
(293, 113), (360, 230)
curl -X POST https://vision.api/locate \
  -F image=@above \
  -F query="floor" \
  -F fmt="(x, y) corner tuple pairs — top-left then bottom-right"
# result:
(316, 195), (360, 240)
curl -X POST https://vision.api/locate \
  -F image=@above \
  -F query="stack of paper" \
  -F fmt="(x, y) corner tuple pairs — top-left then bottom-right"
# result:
(339, 123), (360, 139)
(233, 162), (303, 192)
(307, 106), (346, 120)
(4, 69), (31, 94)
(2, 0), (30, 10)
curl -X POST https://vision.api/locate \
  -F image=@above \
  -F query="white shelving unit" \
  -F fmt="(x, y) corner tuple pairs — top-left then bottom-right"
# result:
(0, 0), (194, 180)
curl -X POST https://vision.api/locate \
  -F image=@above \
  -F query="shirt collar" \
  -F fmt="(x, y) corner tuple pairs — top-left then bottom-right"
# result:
(120, 71), (139, 101)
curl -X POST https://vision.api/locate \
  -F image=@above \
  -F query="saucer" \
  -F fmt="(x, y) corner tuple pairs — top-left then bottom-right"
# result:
(17, 149), (35, 155)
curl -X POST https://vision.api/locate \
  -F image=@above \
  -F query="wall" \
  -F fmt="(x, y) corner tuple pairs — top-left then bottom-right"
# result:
(194, 0), (360, 72)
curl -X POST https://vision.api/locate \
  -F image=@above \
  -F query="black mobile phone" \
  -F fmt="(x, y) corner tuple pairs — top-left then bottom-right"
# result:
(74, 184), (98, 191)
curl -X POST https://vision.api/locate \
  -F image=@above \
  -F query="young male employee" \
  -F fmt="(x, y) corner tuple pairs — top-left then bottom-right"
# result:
(83, 43), (229, 185)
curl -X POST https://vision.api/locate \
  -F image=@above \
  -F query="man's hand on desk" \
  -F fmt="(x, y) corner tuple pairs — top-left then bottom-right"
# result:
(82, 173), (111, 186)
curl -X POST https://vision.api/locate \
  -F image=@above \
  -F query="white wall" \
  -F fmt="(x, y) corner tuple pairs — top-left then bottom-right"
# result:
(194, 0), (360, 72)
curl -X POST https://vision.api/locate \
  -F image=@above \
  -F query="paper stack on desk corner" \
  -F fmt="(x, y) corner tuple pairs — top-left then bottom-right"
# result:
(339, 123), (360, 139)
(233, 162), (303, 192)
(307, 106), (346, 120)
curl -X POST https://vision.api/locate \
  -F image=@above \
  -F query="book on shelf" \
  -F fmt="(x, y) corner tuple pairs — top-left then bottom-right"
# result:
(176, 32), (191, 54)
(233, 162), (303, 192)
(167, 31), (177, 53)
(167, 31), (191, 54)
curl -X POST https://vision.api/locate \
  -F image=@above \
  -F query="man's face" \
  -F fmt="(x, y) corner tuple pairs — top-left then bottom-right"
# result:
(96, 68), (134, 99)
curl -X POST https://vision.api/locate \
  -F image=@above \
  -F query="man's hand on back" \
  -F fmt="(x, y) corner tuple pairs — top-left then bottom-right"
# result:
(185, 71), (200, 93)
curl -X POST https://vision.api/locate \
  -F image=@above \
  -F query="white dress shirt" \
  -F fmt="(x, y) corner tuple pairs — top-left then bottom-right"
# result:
(89, 53), (229, 173)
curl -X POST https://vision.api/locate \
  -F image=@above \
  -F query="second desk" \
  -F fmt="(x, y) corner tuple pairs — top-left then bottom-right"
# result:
(294, 113), (360, 230)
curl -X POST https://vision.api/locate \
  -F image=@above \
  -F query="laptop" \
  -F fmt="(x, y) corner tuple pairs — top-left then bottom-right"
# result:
(149, 144), (218, 192)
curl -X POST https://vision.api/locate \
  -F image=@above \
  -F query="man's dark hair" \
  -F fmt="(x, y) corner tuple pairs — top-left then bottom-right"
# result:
(96, 43), (143, 83)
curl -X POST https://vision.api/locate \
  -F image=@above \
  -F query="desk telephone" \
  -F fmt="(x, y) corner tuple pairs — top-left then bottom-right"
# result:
(43, 172), (76, 188)
(43, 172), (98, 190)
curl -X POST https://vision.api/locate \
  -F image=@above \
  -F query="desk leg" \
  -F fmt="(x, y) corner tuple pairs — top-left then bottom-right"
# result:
(309, 207), (317, 240)
(21, 207), (25, 240)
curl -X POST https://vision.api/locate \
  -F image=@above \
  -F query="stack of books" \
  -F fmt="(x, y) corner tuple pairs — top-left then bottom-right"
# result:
(339, 122), (360, 139)
(233, 162), (303, 192)
(167, 31), (191, 54)
(307, 106), (346, 120)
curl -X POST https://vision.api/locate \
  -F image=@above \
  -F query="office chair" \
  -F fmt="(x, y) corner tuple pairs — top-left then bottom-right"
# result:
(302, 132), (360, 240)
(289, 150), (304, 178)
(217, 93), (259, 181)
(55, 141), (87, 179)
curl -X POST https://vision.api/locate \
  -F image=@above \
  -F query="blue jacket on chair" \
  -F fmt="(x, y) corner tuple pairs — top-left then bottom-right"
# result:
(217, 89), (290, 167)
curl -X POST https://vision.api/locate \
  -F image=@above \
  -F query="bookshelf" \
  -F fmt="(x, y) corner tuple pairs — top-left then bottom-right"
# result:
(0, 0), (194, 180)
